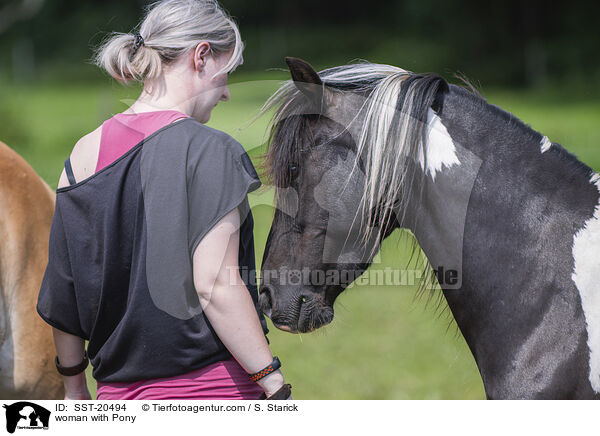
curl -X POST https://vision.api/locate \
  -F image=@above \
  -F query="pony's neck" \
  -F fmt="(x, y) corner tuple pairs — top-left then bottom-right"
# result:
(399, 84), (596, 291)
(397, 85), (600, 398)
(398, 115), (482, 291)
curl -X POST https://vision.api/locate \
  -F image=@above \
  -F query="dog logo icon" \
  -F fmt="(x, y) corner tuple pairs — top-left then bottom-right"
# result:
(2, 402), (51, 433)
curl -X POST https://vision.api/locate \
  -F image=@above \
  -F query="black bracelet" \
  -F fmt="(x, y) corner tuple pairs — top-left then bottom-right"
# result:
(55, 350), (89, 376)
(249, 356), (281, 382)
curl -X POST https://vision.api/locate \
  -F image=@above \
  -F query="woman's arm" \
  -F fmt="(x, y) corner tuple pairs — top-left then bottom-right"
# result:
(52, 328), (91, 400)
(192, 207), (289, 398)
(52, 155), (92, 400)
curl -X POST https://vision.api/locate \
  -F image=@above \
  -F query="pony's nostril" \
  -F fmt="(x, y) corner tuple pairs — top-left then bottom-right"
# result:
(259, 285), (274, 317)
(260, 285), (273, 306)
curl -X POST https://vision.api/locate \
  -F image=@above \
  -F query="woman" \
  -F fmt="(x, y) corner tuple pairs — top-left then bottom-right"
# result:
(36, 0), (292, 400)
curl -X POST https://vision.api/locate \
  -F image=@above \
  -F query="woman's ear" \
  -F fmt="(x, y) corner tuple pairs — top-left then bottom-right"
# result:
(193, 42), (211, 72)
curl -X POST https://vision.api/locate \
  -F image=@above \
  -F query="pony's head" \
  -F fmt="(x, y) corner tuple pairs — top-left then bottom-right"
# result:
(258, 57), (449, 333)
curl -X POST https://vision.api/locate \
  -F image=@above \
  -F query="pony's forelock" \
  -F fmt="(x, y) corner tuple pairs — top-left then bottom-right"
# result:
(259, 63), (453, 295)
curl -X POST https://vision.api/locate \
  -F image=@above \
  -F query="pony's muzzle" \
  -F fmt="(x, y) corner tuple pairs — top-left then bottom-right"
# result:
(258, 284), (334, 333)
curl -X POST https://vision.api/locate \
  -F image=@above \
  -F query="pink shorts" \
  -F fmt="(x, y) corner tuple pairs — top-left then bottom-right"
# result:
(96, 358), (264, 400)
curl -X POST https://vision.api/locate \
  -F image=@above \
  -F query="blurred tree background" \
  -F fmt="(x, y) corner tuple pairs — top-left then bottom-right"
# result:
(0, 0), (599, 87)
(1, 0), (599, 399)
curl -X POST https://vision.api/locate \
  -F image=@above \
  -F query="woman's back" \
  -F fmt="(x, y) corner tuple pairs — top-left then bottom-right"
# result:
(59, 110), (188, 185)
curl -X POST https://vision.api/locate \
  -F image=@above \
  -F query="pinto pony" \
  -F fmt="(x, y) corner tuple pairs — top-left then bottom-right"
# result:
(258, 58), (600, 399)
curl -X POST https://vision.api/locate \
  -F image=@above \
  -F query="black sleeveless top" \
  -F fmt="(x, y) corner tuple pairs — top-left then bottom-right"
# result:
(36, 118), (269, 382)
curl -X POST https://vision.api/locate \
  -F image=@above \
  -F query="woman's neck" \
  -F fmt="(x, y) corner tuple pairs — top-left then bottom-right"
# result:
(125, 95), (191, 116)
(126, 69), (195, 117)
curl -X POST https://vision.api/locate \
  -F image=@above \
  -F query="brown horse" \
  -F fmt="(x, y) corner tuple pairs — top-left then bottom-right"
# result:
(0, 141), (64, 399)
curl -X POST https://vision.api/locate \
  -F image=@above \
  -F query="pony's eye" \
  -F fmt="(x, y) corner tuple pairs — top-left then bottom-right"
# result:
(289, 165), (299, 179)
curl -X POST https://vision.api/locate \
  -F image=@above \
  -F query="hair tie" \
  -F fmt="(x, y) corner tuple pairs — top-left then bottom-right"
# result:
(133, 32), (145, 53)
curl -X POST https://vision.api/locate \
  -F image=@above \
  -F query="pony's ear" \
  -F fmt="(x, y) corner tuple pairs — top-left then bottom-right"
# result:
(285, 57), (323, 108)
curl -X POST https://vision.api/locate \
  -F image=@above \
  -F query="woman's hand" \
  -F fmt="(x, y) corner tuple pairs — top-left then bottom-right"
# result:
(260, 376), (293, 400)
(258, 369), (286, 396)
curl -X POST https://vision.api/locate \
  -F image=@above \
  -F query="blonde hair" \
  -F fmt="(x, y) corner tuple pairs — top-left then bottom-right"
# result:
(93, 0), (243, 84)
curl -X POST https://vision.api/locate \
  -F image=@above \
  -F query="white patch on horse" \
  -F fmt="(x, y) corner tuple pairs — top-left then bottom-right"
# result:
(540, 136), (552, 153)
(571, 172), (600, 393)
(418, 109), (460, 181)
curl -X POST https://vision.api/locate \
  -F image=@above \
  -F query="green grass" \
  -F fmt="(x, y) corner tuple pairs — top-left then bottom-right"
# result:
(2, 73), (598, 399)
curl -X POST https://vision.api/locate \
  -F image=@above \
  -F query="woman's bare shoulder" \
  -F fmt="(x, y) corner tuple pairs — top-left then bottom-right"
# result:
(57, 125), (103, 189)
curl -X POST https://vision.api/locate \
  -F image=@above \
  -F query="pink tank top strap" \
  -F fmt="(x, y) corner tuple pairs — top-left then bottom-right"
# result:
(95, 110), (190, 173)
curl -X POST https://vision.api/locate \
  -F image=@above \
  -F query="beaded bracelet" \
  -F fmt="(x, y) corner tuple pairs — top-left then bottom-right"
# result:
(249, 356), (281, 382)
